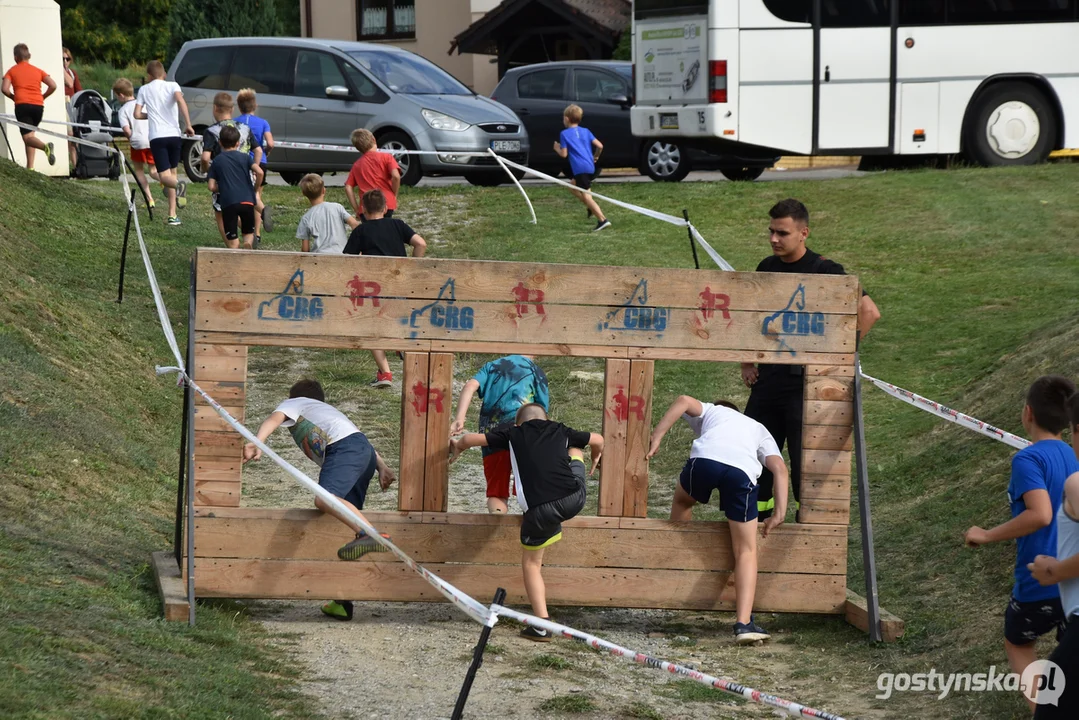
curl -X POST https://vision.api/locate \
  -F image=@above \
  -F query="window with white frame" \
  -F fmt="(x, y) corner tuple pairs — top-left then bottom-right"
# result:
(358, 0), (416, 40)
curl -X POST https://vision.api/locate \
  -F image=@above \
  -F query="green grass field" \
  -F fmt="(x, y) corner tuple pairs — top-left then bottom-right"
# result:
(1, 158), (1078, 718)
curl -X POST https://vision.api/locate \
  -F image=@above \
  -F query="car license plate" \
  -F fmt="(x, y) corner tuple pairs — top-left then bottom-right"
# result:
(660, 113), (679, 130)
(491, 140), (520, 152)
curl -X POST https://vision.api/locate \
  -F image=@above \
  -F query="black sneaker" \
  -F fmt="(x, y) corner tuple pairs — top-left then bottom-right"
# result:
(734, 621), (770, 645)
(337, 532), (391, 560)
(593, 219), (612, 232)
(520, 625), (553, 642)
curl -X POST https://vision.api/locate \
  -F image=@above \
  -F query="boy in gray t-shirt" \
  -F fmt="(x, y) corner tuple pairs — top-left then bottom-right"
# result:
(296, 173), (359, 253)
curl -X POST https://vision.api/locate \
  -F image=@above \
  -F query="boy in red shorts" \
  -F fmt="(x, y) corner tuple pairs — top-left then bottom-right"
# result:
(450, 355), (549, 513)
(115, 78), (159, 208)
(344, 128), (401, 220)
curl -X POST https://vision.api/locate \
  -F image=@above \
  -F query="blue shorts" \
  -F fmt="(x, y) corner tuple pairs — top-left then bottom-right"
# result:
(679, 458), (758, 523)
(320, 432), (376, 510)
(149, 136), (182, 171)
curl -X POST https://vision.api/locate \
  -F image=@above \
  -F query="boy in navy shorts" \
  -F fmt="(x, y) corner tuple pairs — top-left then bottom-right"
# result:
(553, 104), (610, 232)
(965, 375), (1078, 686)
(648, 396), (788, 645)
(451, 404), (603, 641)
(243, 379), (397, 621)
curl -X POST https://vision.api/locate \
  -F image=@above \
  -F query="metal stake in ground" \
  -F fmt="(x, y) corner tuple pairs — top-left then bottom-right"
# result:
(853, 347), (882, 642)
(117, 188), (136, 303)
(0, 121), (14, 162)
(451, 587), (506, 720)
(174, 259), (195, 566)
(683, 209), (700, 269)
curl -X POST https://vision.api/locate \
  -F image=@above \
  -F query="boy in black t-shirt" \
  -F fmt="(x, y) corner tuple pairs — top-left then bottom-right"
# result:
(451, 404), (603, 641)
(343, 189), (426, 387)
(206, 125), (258, 250)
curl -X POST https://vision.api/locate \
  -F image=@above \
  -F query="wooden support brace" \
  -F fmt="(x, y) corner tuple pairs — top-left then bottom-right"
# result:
(399, 352), (429, 512)
(845, 590), (905, 642)
(423, 353), (452, 512)
(600, 359), (630, 516)
(623, 359), (654, 518)
(801, 366), (854, 525)
(152, 550), (190, 622)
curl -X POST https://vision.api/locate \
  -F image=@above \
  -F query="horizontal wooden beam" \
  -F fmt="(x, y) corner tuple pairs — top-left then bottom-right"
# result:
(192, 558), (846, 613)
(151, 551), (190, 622)
(845, 590), (905, 642)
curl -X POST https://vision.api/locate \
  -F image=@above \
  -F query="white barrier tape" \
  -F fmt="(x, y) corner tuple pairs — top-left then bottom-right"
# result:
(486, 148), (536, 224)
(688, 223), (736, 271)
(492, 605), (846, 720)
(860, 369), (1030, 450)
(0, 113), (200, 142)
(273, 139), (490, 156)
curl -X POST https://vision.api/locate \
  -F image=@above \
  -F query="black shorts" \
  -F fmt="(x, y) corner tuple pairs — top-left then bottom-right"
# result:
(573, 173), (594, 190)
(222, 202), (256, 240)
(680, 457), (759, 523)
(14, 103), (43, 136)
(1004, 595), (1066, 646)
(149, 136), (182, 171)
(1034, 615), (1079, 719)
(520, 461), (586, 550)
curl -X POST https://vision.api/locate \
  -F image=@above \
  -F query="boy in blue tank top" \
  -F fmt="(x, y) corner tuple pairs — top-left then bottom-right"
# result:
(965, 375), (1078, 685)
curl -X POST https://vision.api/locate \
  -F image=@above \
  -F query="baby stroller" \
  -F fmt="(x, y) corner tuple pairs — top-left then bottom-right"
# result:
(68, 89), (122, 180)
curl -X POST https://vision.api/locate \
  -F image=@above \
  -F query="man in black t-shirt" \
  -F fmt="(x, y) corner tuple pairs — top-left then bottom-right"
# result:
(451, 404), (603, 641)
(343, 189), (427, 258)
(742, 199), (880, 521)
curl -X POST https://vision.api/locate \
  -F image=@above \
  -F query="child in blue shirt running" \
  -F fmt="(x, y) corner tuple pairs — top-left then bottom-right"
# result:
(553, 104), (611, 232)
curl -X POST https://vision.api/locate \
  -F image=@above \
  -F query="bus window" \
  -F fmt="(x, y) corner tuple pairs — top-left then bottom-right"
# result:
(948, 0), (1074, 24)
(762, 0), (812, 24)
(822, 0), (891, 26)
(900, 0), (946, 24)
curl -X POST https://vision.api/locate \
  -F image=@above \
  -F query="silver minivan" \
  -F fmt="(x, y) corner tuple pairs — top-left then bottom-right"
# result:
(168, 37), (529, 186)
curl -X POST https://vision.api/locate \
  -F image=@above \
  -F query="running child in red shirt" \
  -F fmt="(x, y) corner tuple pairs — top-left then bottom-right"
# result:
(344, 128), (401, 220)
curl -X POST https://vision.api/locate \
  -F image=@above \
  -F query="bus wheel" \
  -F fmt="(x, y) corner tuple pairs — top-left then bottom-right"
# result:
(964, 82), (1056, 166)
(640, 140), (691, 182)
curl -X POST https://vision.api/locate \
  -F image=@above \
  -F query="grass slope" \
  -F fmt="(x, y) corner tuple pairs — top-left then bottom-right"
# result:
(1, 159), (1078, 718)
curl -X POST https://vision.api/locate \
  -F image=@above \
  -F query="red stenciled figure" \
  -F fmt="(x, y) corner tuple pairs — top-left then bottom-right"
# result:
(698, 286), (731, 321)
(608, 386), (646, 422)
(512, 282), (546, 318)
(347, 276), (381, 308)
(409, 381), (444, 414)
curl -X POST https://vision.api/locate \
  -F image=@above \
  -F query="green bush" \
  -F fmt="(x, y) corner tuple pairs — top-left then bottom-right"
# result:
(167, 0), (281, 61)
(60, 0), (171, 66)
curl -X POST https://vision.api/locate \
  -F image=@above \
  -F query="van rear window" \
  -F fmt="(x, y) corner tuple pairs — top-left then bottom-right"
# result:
(175, 47), (233, 89)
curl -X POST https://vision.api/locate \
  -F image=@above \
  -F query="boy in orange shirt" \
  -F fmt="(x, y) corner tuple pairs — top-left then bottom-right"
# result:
(2, 44), (58, 170)
(344, 129), (401, 220)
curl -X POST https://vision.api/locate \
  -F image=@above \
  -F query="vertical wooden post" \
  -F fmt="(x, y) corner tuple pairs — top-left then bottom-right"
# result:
(424, 353), (453, 512)
(399, 352), (429, 512)
(191, 344), (247, 507)
(599, 359), (630, 517)
(800, 366), (854, 525)
(623, 359), (654, 518)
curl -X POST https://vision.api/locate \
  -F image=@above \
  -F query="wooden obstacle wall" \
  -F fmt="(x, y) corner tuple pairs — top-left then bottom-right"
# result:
(186, 249), (860, 614)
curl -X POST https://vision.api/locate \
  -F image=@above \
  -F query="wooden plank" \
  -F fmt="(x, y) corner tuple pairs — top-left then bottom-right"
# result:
(423, 353), (452, 513)
(623, 359), (653, 518)
(803, 424), (853, 451)
(192, 558), (847, 613)
(192, 380), (246, 404)
(195, 250), (862, 313)
(195, 332), (854, 366)
(194, 405), (245, 433)
(194, 343), (245, 358)
(194, 480), (241, 507)
(805, 401), (854, 426)
(805, 377), (854, 402)
(845, 591), (905, 643)
(807, 365), (856, 377)
(196, 294), (858, 356)
(196, 458), (241, 474)
(398, 353), (428, 512)
(599, 359), (630, 517)
(797, 499), (850, 525)
(801, 474), (852, 501)
(194, 431), (244, 458)
(191, 346), (247, 382)
(151, 551), (189, 622)
(803, 449), (852, 476)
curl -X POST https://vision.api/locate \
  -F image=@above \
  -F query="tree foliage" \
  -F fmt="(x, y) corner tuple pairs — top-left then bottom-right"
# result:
(167, 0), (281, 61)
(59, 0), (172, 66)
(612, 31), (632, 61)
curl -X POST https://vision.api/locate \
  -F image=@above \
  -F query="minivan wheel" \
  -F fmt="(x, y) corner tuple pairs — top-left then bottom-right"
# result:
(279, 171), (307, 186)
(719, 166), (765, 182)
(182, 137), (206, 183)
(379, 132), (422, 186)
(640, 140), (691, 182)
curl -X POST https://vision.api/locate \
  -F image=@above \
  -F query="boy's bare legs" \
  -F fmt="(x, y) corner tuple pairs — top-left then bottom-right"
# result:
(241, 232), (255, 250)
(371, 350), (392, 375)
(572, 188), (606, 222)
(314, 494), (366, 536)
(215, 212), (229, 246)
(22, 132), (47, 170)
(729, 518), (759, 625)
(1005, 640), (1039, 711)
(487, 497), (509, 513)
(522, 547), (548, 618)
(159, 167), (178, 217)
(670, 482), (696, 522)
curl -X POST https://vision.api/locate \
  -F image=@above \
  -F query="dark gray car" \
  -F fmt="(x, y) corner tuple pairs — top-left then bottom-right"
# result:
(169, 37), (529, 186)
(492, 60), (774, 182)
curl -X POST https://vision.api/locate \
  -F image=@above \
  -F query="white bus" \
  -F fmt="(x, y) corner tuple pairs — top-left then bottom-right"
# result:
(631, 0), (1079, 179)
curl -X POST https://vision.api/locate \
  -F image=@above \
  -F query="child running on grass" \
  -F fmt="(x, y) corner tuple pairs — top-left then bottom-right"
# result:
(296, 174), (359, 253)
(451, 404), (602, 641)
(647, 396), (788, 645)
(114, 78), (158, 208)
(344, 128), (401, 220)
(134, 60), (194, 226)
(552, 104), (610, 232)
(449, 355), (549, 513)
(342, 189), (426, 389)
(234, 88), (274, 233)
(206, 125), (259, 249)
(243, 379), (396, 621)
(1, 43), (58, 170)
(1028, 391), (1079, 717)
(200, 92), (264, 246)
(965, 375), (1078, 692)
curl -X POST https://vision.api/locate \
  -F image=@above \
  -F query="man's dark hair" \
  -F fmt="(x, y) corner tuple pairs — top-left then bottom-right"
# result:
(516, 403), (548, 424)
(769, 198), (810, 225)
(289, 379), (325, 402)
(713, 400), (740, 412)
(1068, 392), (1079, 430)
(1026, 375), (1076, 433)
(218, 124), (241, 149)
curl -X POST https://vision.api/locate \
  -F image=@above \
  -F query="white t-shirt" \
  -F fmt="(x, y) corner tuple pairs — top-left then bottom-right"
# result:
(118, 99), (149, 149)
(135, 79), (182, 140)
(274, 397), (360, 466)
(683, 403), (781, 485)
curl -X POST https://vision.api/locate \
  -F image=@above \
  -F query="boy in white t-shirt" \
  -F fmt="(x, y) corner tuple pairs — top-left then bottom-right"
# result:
(647, 396), (788, 645)
(243, 379), (396, 621)
(133, 60), (194, 226)
(113, 78), (158, 209)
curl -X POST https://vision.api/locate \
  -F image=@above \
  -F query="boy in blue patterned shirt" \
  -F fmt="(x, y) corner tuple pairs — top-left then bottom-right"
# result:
(450, 355), (549, 513)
